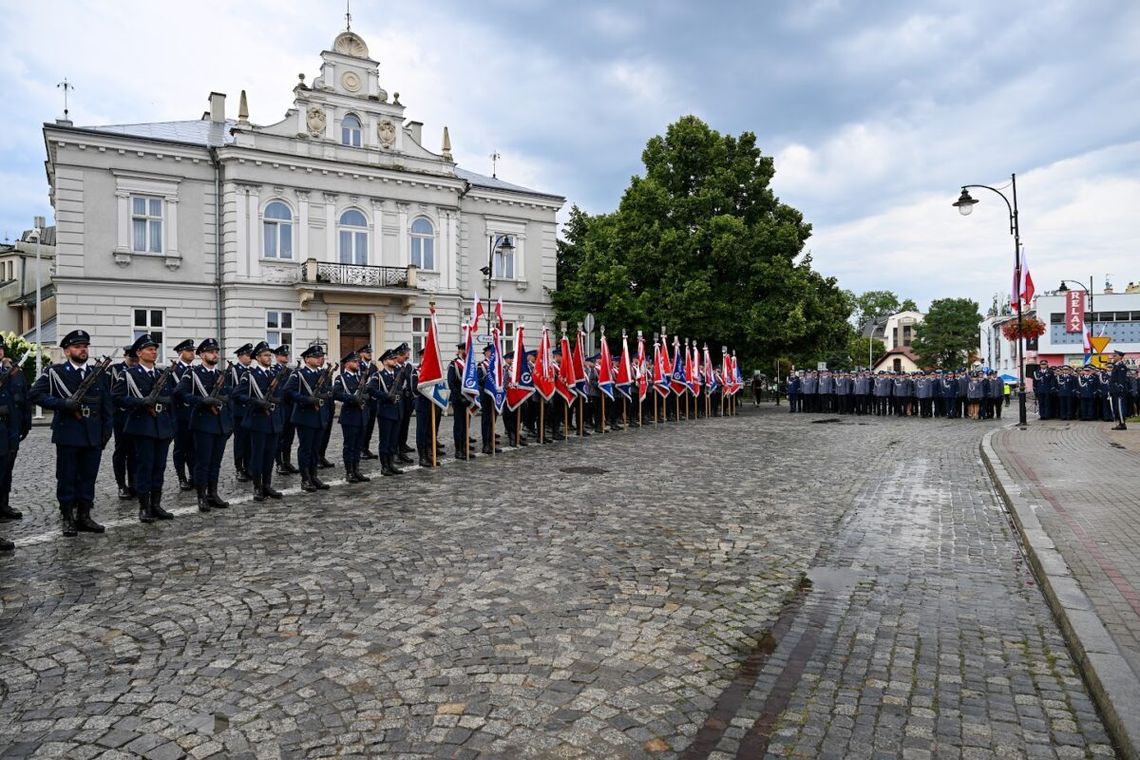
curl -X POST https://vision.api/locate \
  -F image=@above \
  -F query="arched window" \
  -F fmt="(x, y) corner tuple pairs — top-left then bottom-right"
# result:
(341, 114), (362, 147)
(410, 217), (435, 270)
(338, 209), (368, 265)
(262, 201), (293, 260)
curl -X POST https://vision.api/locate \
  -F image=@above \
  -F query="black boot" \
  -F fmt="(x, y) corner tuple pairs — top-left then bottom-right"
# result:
(252, 475), (265, 502)
(282, 456), (300, 474)
(481, 444), (494, 455)
(196, 485), (212, 512)
(386, 456), (403, 476)
(275, 452), (290, 476)
(150, 491), (174, 520)
(318, 456), (334, 469)
(61, 502), (79, 536)
(301, 469), (318, 492)
(399, 444), (415, 454)
(176, 464), (193, 492)
(208, 483), (229, 508)
(418, 451), (434, 468)
(76, 501), (105, 532)
(236, 465), (252, 483)
(262, 473), (283, 500)
(354, 463), (372, 482)
(311, 468), (330, 490)
(138, 493), (155, 523)
(397, 451), (415, 464)
(361, 449), (378, 460)
(0, 492), (22, 521)
(117, 482), (133, 500)
(0, 535), (12, 551)
(381, 457), (396, 476)
(346, 464), (364, 484)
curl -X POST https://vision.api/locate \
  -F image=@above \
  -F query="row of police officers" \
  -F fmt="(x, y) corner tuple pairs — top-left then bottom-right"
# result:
(786, 369), (1011, 420)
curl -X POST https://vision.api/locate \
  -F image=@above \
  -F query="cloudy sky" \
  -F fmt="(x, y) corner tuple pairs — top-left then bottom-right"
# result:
(2, 0), (1138, 316)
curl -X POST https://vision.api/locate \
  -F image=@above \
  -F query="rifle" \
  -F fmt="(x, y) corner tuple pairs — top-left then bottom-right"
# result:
(143, 360), (178, 416)
(352, 362), (376, 407)
(205, 361), (233, 415)
(311, 362), (339, 408)
(389, 362), (413, 403)
(62, 356), (113, 419)
(0, 351), (30, 395)
(260, 360), (298, 414)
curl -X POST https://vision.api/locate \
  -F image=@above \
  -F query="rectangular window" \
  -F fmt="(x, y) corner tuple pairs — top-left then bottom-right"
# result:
(892, 327), (899, 347)
(411, 237), (435, 270)
(339, 230), (368, 265)
(493, 248), (515, 279)
(131, 195), (163, 253)
(266, 310), (294, 348)
(132, 308), (165, 355)
(263, 221), (293, 259)
(411, 316), (429, 360)
(902, 325), (912, 346)
(502, 320), (516, 357)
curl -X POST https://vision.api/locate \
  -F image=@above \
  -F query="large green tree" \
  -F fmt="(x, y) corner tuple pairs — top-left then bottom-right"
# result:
(912, 298), (983, 368)
(552, 116), (852, 369)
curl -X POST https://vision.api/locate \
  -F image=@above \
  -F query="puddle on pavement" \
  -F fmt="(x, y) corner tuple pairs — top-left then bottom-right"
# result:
(559, 466), (610, 475)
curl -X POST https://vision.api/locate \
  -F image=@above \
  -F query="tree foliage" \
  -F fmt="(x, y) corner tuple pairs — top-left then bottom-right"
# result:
(912, 298), (983, 368)
(552, 116), (852, 369)
(848, 336), (887, 369)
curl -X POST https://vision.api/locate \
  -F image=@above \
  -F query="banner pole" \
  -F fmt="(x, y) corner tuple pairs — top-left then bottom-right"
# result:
(430, 402), (437, 468)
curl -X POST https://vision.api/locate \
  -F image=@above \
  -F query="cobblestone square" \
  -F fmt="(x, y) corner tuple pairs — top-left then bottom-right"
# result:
(0, 407), (1117, 758)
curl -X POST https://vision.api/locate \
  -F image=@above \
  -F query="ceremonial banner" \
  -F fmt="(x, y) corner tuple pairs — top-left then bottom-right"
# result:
(556, 333), (576, 404)
(598, 332), (615, 400)
(572, 329), (589, 397)
(533, 326), (556, 400)
(636, 332), (649, 401)
(417, 304), (450, 410)
(460, 325), (481, 408)
(506, 325), (534, 411)
(615, 331), (633, 401)
(670, 337), (688, 395)
(483, 326), (506, 413)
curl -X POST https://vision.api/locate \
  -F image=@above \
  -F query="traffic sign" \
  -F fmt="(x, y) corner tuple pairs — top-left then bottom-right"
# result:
(584, 313), (595, 334)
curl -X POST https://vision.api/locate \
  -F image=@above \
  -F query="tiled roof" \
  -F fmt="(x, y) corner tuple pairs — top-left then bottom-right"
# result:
(454, 167), (561, 200)
(22, 315), (56, 345)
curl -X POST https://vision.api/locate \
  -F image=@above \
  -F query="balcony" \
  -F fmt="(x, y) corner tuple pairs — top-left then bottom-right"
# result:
(296, 258), (427, 311)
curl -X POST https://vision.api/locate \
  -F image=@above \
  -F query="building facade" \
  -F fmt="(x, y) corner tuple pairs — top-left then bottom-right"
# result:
(42, 30), (564, 360)
(860, 310), (924, 353)
(1034, 289), (1140, 366)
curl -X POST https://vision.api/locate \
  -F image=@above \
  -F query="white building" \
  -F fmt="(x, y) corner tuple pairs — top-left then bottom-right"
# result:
(1035, 288), (1140, 366)
(860, 310), (924, 353)
(41, 30), (564, 361)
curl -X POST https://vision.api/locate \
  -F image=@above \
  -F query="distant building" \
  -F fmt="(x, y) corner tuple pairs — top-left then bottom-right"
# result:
(1035, 288), (1140, 366)
(872, 346), (921, 373)
(859, 310), (923, 353)
(41, 30), (564, 360)
(0, 228), (57, 347)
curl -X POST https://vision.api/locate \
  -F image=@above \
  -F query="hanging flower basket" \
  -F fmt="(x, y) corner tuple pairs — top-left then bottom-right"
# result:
(1001, 316), (1046, 341)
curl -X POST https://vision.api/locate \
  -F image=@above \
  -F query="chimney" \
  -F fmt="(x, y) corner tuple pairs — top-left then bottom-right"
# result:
(209, 92), (226, 123)
(405, 120), (422, 145)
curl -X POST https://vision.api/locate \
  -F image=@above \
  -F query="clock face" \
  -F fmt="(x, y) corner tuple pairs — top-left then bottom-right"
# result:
(341, 71), (361, 93)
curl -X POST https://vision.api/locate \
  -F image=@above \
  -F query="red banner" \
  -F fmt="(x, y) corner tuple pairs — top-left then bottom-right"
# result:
(1065, 291), (1085, 334)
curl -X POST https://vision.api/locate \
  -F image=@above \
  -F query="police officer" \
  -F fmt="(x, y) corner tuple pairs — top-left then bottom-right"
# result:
(230, 343), (254, 481)
(114, 333), (177, 523)
(236, 341), (286, 501)
(274, 344), (301, 476)
(110, 342), (139, 500)
(1034, 360), (1055, 420)
(415, 346), (444, 468)
(394, 343), (417, 462)
(30, 331), (113, 536)
(357, 344), (379, 460)
(286, 344), (332, 492)
(375, 348), (406, 476)
(448, 343), (476, 460)
(1110, 350), (1130, 430)
(0, 343), (32, 537)
(171, 338), (197, 491)
(174, 337), (234, 512)
(334, 351), (373, 482)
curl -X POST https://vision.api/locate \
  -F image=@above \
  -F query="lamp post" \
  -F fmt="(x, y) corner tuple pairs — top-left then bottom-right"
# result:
(478, 234), (514, 335)
(1057, 277), (1095, 362)
(953, 174), (1027, 426)
(31, 216), (45, 420)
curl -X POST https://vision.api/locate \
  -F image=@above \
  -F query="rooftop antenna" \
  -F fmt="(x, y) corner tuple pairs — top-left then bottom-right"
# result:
(57, 78), (74, 122)
(490, 151), (501, 178)
(345, 0), (352, 31)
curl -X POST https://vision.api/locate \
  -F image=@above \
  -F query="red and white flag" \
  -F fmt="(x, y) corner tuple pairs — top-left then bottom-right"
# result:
(636, 331), (649, 401)
(416, 303), (449, 410)
(533, 326), (556, 400)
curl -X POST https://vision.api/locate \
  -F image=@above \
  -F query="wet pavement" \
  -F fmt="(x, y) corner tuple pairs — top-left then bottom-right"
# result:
(0, 406), (1118, 758)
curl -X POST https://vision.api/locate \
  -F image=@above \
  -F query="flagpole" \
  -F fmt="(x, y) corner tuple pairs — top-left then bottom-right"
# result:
(539, 397), (545, 444)
(431, 405), (437, 468)
(491, 408), (497, 455)
(465, 408), (471, 460)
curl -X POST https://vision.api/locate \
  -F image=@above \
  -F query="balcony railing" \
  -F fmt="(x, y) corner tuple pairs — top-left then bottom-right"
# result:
(300, 259), (415, 288)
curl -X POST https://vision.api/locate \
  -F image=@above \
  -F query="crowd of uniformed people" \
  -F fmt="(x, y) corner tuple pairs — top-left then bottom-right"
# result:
(0, 329), (737, 550)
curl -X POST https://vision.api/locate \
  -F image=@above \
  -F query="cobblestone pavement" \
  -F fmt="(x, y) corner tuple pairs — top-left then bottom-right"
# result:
(992, 422), (1140, 680)
(0, 407), (1116, 758)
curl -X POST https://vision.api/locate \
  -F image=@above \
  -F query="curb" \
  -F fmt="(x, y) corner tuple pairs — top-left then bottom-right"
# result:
(981, 427), (1140, 760)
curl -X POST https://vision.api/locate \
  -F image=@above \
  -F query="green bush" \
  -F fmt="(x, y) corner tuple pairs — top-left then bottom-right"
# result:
(0, 331), (55, 385)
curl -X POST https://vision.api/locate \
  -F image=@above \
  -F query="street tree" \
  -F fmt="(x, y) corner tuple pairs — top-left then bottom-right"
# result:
(912, 297), (983, 368)
(552, 116), (851, 369)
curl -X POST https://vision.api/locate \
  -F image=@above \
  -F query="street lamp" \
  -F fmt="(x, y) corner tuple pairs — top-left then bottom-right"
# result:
(1058, 278), (1096, 361)
(953, 173), (1027, 426)
(30, 216), (45, 420)
(478, 234), (514, 334)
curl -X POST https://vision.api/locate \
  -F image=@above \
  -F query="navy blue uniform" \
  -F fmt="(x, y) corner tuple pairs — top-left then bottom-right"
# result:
(334, 369), (375, 468)
(0, 364), (33, 519)
(1109, 361), (1130, 427)
(448, 359), (473, 455)
(171, 360), (196, 485)
(374, 367), (403, 458)
(236, 363), (287, 483)
(30, 362), (114, 506)
(230, 362), (252, 476)
(285, 366), (327, 474)
(109, 361), (138, 495)
(175, 364), (233, 489)
(113, 364), (177, 496)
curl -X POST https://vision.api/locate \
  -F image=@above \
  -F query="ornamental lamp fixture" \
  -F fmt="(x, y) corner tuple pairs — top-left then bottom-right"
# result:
(952, 188), (978, 216)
